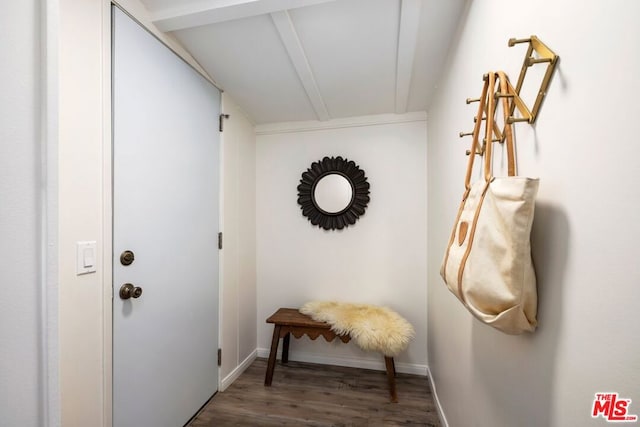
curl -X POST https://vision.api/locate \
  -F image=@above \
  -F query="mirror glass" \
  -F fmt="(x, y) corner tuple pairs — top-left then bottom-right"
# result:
(313, 174), (353, 213)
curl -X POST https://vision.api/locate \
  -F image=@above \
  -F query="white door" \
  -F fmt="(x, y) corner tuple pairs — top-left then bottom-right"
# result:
(112, 7), (220, 427)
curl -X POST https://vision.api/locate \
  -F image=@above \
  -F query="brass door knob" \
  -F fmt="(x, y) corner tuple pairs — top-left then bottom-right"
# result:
(120, 283), (143, 300)
(120, 250), (135, 266)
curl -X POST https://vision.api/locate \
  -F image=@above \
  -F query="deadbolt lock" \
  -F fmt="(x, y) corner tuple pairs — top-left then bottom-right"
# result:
(119, 283), (143, 300)
(120, 250), (135, 266)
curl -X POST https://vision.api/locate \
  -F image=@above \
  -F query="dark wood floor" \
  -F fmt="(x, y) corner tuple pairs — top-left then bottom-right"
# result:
(188, 358), (441, 426)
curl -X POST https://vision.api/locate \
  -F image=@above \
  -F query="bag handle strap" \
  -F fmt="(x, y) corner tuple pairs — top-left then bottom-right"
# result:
(484, 71), (517, 181)
(464, 74), (491, 190)
(497, 71), (516, 177)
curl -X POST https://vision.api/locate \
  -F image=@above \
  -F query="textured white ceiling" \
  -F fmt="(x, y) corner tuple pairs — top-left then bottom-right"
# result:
(140, 0), (467, 124)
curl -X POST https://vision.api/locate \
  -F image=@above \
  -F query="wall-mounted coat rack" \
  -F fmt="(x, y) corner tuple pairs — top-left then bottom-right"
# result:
(507, 35), (559, 124)
(459, 35), (559, 155)
(460, 78), (505, 156)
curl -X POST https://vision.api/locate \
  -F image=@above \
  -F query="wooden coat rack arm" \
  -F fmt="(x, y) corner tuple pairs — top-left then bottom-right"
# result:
(508, 35), (559, 124)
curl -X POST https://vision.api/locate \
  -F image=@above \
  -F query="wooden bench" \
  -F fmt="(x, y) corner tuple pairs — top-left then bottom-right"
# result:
(264, 308), (398, 402)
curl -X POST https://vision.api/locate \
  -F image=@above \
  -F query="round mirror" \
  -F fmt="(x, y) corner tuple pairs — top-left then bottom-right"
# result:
(313, 174), (353, 214)
(297, 156), (370, 230)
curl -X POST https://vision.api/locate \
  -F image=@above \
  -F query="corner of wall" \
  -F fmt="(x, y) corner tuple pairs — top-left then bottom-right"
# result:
(219, 92), (258, 387)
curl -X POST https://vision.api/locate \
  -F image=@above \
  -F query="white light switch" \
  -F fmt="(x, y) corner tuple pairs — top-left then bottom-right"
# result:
(77, 241), (97, 275)
(83, 248), (94, 268)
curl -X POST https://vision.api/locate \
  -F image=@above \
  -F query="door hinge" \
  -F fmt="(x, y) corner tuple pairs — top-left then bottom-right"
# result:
(219, 114), (229, 132)
(218, 232), (223, 250)
(217, 348), (222, 366)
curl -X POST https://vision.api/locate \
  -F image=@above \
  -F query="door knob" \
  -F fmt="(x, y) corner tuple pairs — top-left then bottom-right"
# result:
(120, 250), (135, 266)
(120, 283), (143, 300)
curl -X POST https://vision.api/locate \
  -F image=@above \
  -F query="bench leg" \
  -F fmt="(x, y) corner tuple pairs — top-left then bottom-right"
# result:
(282, 332), (290, 363)
(264, 325), (281, 386)
(384, 356), (398, 403)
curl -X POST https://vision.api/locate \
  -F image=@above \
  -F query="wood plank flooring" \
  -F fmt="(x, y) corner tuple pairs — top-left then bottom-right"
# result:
(188, 358), (441, 426)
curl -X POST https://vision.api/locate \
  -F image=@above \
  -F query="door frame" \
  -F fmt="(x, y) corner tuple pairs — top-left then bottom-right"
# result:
(100, 3), (224, 426)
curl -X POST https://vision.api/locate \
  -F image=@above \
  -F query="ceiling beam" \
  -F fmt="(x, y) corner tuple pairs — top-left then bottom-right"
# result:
(270, 10), (330, 121)
(152, 0), (337, 32)
(395, 0), (422, 114)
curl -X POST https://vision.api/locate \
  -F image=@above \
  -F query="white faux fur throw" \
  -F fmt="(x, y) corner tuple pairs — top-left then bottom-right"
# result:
(299, 301), (415, 357)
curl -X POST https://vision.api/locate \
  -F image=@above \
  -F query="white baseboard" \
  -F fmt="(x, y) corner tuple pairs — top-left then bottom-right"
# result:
(256, 348), (427, 376)
(426, 366), (449, 427)
(219, 349), (257, 392)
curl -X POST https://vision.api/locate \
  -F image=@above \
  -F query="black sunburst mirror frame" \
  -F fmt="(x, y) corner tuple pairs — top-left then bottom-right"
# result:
(297, 156), (370, 230)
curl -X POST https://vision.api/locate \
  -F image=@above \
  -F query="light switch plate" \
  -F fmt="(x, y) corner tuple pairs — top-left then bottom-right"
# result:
(77, 241), (97, 275)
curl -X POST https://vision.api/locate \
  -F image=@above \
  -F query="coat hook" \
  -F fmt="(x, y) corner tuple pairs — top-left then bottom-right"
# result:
(459, 131), (473, 138)
(526, 57), (553, 66)
(466, 97), (481, 104)
(473, 116), (487, 123)
(466, 148), (484, 156)
(483, 137), (501, 143)
(466, 144), (486, 156)
(494, 92), (515, 99)
(507, 116), (531, 124)
(508, 37), (531, 47)
(467, 138), (487, 156)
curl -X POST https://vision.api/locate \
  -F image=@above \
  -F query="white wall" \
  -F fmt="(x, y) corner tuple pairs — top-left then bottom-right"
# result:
(57, 1), (256, 425)
(1, 2), (55, 426)
(426, 1), (640, 426)
(219, 94), (257, 389)
(256, 114), (428, 372)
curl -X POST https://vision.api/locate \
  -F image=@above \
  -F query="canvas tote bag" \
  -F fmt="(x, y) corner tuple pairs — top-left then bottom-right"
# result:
(440, 71), (539, 334)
